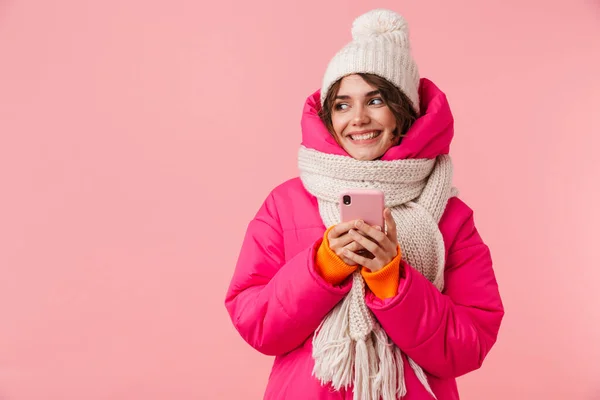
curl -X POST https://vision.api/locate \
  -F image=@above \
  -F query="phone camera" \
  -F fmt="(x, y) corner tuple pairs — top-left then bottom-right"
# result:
(343, 195), (351, 205)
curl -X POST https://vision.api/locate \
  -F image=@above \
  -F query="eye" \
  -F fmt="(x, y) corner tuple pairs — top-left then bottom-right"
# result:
(369, 97), (384, 106)
(334, 103), (349, 111)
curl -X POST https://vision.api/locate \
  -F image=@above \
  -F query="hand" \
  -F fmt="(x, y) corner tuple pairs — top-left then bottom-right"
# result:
(327, 220), (367, 266)
(344, 208), (399, 272)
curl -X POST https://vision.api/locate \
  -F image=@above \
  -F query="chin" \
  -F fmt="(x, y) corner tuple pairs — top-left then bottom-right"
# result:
(348, 149), (383, 161)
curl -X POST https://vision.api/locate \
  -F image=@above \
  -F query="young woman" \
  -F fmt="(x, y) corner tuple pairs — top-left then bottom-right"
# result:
(225, 9), (504, 400)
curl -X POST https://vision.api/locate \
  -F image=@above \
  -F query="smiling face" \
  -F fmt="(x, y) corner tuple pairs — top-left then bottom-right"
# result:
(319, 73), (419, 161)
(328, 74), (399, 161)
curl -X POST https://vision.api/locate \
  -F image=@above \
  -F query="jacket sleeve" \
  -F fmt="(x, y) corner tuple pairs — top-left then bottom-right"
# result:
(225, 192), (352, 356)
(365, 200), (504, 379)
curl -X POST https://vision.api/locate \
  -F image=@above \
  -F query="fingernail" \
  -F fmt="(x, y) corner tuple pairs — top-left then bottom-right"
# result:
(375, 226), (382, 231)
(355, 220), (363, 228)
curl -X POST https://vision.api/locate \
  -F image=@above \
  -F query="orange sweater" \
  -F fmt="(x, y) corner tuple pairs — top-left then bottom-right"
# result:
(315, 226), (402, 299)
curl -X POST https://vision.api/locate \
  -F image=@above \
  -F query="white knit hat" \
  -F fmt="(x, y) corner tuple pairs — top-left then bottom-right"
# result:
(320, 9), (420, 115)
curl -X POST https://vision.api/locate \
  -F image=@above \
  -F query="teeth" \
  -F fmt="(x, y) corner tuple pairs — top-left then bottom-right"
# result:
(350, 131), (379, 140)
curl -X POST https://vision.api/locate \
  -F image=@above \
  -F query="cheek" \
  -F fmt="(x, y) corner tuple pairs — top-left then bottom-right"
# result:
(331, 114), (347, 138)
(380, 110), (397, 131)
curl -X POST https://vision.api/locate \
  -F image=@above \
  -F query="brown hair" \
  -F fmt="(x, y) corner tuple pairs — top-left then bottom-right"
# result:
(318, 73), (418, 141)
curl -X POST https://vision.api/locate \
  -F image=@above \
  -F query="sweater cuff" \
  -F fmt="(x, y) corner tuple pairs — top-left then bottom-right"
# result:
(361, 246), (402, 299)
(315, 226), (358, 286)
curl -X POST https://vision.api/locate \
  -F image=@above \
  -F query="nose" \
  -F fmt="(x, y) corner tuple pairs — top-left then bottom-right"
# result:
(351, 104), (370, 125)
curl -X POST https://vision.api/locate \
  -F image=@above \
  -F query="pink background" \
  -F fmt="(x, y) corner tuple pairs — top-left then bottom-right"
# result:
(1, 0), (599, 399)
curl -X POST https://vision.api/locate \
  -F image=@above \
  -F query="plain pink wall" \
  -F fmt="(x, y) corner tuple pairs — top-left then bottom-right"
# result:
(1, 0), (599, 399)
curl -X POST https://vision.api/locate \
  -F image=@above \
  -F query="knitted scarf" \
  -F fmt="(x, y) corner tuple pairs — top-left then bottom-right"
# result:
(297, 145), (457, 400)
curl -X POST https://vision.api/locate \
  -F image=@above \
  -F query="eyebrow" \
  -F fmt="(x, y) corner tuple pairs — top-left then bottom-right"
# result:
(335, 90), (380, 100)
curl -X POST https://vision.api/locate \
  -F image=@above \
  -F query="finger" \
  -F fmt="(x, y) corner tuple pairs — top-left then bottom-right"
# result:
(384, 208), (397, 244)
(333, 238), (365, 263)
(377, 209), (398, 254)
(329, 221), (359, 239)
(344, 240), (365, 253)
(331, 232), (355, 249)
(353, 220), (387, 244)
(343, 248), (374, 269)
(348, 229), (382, 256)
(342, 257), (357, 266)
(356, 248), (375, 259)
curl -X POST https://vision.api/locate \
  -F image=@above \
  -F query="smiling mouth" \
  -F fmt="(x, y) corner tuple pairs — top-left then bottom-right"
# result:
(349, 131), (381, 141)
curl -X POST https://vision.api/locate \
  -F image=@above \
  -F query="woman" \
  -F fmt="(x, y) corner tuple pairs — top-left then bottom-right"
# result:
(225, 9), (504, 400)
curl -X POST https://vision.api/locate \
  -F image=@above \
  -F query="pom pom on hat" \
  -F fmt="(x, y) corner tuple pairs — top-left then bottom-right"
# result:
(320, 9), (420, 114)
(351, 9), (409, 41)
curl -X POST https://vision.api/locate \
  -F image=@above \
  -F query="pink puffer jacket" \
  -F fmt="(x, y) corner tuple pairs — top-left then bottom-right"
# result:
(225, 79), (504, 399)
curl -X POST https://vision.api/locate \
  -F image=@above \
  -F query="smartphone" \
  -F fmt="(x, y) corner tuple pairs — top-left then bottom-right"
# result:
(339, 189), (385, 259)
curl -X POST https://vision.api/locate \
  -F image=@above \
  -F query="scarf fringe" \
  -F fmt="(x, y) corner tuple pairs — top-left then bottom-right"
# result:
(312, 295), (354, 389)
(373, 324), (397, 400)
(393, 346), (407, 397)
(408, 357), (437, 399)
(353, 337), (370, 400)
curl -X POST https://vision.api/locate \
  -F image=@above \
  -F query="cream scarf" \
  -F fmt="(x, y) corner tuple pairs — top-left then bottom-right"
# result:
(298, 145), (457, 400)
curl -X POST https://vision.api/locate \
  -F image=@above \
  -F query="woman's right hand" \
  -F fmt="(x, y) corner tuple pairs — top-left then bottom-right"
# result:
(327, 221), (367, 266)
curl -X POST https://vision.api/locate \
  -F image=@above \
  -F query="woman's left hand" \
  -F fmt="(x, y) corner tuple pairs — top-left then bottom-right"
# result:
(344, 208), (399, 272)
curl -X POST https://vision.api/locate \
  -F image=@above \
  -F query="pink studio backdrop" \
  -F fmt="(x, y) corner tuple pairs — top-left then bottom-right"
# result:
(1, 0), (599, 399)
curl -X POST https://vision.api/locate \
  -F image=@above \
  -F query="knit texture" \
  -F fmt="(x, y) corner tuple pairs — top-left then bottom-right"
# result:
(360, 248), (402, 299)
(320, 9), (420, 115)
(298, 145), (457, 400)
